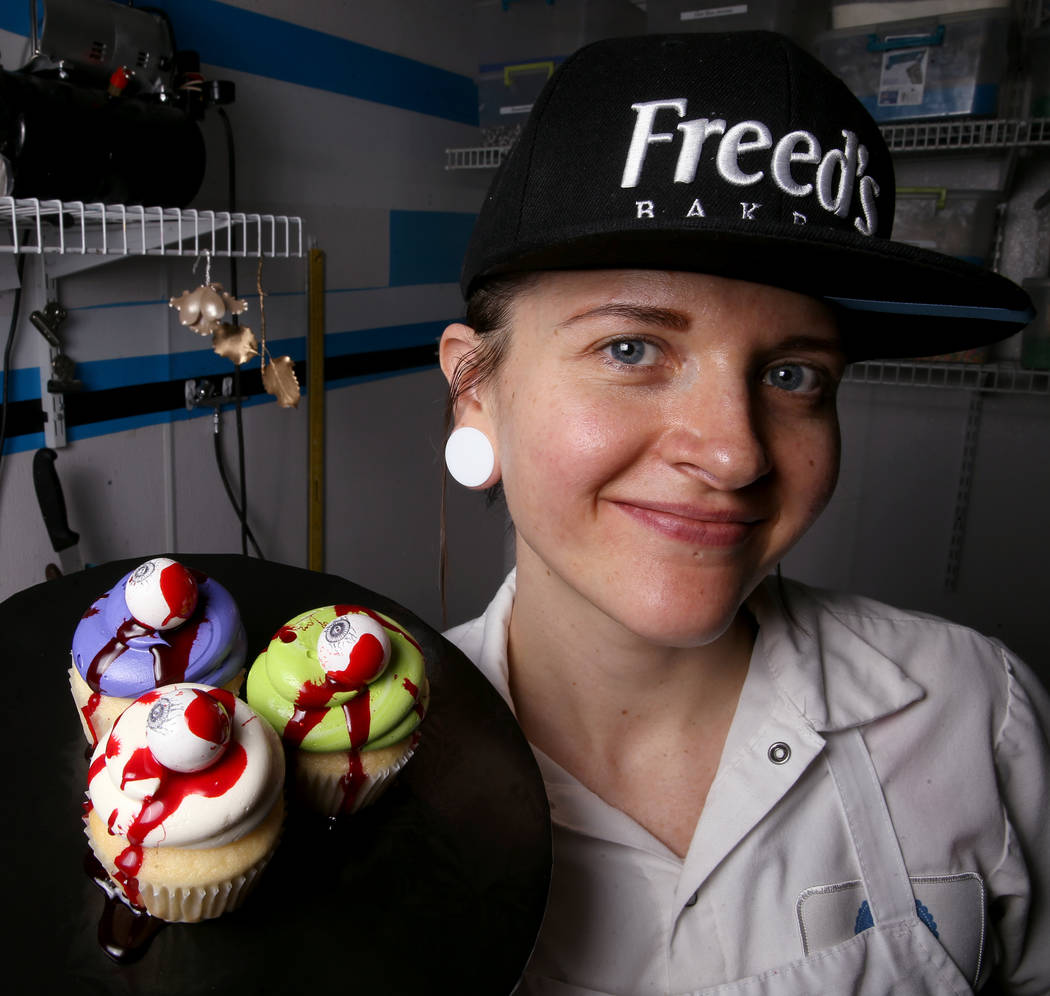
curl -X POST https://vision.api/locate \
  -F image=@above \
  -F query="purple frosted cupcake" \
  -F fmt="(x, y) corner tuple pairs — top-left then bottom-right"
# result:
(69, 557), (247, 747)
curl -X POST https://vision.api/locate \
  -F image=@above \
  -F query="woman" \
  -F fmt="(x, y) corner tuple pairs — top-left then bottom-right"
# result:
(439, 32), (1048, 995)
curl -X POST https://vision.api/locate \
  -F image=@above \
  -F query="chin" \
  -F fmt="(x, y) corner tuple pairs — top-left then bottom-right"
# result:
(603, 581), (753, 650)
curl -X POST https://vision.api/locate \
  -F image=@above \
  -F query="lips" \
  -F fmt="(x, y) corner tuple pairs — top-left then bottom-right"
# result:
(610, 500), (764, 547)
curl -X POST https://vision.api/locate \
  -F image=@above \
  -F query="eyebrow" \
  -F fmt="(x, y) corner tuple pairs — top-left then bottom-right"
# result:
(772, 334), (845, 359)
(556, 303), (691, 331)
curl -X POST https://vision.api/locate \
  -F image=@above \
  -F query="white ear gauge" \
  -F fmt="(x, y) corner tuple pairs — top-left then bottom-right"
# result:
(444, 426), (496, 488)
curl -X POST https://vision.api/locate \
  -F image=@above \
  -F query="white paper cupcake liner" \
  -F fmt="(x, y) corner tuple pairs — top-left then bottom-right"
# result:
(294, 742), (415, 817)
(84, 801), (283, 923)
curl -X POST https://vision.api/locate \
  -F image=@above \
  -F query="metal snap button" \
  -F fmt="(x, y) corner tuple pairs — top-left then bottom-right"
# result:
(768, 742), (791, 765)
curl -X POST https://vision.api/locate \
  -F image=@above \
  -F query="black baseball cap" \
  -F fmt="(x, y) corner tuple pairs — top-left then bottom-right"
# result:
(461, 32), (1033, 361)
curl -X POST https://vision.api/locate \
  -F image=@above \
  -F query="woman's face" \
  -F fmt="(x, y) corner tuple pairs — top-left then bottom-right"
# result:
(457, 269), (844, 648)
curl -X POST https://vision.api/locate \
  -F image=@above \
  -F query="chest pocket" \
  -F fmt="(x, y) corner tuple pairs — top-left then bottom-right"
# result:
(797, 872), (986, 985)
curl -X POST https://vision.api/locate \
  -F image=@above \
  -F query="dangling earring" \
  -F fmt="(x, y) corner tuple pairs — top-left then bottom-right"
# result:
(445, 426), (497, 488)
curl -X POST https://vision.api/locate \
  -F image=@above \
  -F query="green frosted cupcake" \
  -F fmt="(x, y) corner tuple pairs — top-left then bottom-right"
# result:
(246, 604), (428, 815)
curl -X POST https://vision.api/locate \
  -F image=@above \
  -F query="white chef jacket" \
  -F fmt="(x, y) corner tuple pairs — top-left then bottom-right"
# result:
(445, 571), (1050, 995)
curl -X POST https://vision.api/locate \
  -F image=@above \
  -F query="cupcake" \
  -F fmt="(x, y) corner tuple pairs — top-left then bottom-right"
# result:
(246, 604), (429, 816)
(69, 557), (248, 747)
(84, 683), (285, 922)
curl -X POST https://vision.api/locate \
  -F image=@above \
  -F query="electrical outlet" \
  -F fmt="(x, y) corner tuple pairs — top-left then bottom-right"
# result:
(184, 376), (234, 409)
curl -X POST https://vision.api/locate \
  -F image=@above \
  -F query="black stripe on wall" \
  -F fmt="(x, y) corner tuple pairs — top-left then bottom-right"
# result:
(3, 344), (438, 439)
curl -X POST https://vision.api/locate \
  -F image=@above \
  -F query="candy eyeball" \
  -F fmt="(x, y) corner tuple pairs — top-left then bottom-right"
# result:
(316, 612), (391, 687)
(145, 687), (231, 773)
(125, 557), (198, 631)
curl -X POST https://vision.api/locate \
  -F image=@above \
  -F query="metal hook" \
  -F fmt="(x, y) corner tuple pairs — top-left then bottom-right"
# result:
(192, 249), (213, 285)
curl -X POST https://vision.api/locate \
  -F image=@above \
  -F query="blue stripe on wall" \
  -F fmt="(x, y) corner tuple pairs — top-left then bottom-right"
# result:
(389, 211), (477, 287)
(3, 429), (45, 456)
(0, 1), (479, 126)
(0, 366), (42, 403)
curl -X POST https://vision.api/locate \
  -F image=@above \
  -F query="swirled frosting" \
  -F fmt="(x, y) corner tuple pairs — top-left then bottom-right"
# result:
(72, 564), (247, 698)
(246, 605), (427, 753)
(87, 683), (284, 851)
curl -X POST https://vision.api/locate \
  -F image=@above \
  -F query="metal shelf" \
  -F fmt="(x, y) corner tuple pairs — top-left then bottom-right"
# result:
(445, 146), (510, 170)
(2, 198), (307, 449)
(0, 198), (304, 281)
(880, 117), (1050, 153)
(844, 360), (1050, 395)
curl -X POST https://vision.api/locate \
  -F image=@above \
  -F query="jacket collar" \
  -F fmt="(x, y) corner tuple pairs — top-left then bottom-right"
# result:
(747, 577), (926, 733)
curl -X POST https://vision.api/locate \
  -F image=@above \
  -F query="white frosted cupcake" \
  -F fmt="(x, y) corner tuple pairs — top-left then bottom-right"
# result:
(246, 605), (428, 816)
(84, 683), (284, 922)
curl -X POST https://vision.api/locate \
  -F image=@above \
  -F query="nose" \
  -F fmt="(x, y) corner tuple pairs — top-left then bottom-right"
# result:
(657, 378), (772, 490)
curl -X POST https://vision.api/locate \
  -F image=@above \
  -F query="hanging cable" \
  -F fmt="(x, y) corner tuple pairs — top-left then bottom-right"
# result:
(0, 254), (27, 488)
(214, 104), (253, 557)
(212, 408), (264, 559)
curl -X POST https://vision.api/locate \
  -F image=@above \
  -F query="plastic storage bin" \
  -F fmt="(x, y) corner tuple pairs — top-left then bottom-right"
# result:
(814, 7), (1011, 121)
(893, 185), (1000, 362)
(830, 1), (1009, 30)
(1030, 28), (1050, 118)
(1021, 278), (1050, 371)
(646, 1), (830, 46)
(475, 0), (644, 147)
(892, 187), (999, 266)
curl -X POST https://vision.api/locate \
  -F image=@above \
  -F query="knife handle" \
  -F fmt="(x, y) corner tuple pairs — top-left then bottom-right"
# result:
(33, 448), (79, 552)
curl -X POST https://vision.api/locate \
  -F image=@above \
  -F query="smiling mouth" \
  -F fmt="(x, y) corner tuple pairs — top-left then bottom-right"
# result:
(611, 501), (763, 547)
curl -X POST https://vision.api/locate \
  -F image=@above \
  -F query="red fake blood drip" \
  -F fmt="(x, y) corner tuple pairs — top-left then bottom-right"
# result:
(282, 673), (342, 747)
(158, 563), (198, 627)
(343, 689), (371, 750)
(151, 616), (206, 687)
(327, 632), (386, 687)
(282, 706), (327, 748)
(85, 611), (207, 692)
(86, 618), (149, 691)
(338, 752), (367, 814)
(276, 626), (297, 643)
(82, 691), (103, 747)
(337, 691), (372, 811)
(85, 850), (166, 964)
(184, 687), (232, 746)
(401, 676), (426, 720)
(89, 752), (107, 783)
(120, 746), (164, 790)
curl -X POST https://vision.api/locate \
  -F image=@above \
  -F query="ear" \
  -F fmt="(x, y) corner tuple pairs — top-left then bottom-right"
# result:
(439, 323), (501, 489)
(440, 322), (487, 422)
(439, 322), (477, 384)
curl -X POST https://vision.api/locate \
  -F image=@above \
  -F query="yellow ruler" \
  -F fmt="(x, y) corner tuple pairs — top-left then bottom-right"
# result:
(307, 248), (326, 572)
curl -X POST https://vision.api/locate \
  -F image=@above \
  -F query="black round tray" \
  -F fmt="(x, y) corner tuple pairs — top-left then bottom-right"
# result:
(4, 555), (550, 994)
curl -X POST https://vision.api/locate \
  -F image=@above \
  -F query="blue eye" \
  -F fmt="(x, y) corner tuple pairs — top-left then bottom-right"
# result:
(606, 339), (652, 365)
(764, 364), (821, 392)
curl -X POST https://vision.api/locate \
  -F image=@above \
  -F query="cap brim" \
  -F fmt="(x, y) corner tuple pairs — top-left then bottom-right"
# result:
(466, 222), (1033, 362)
